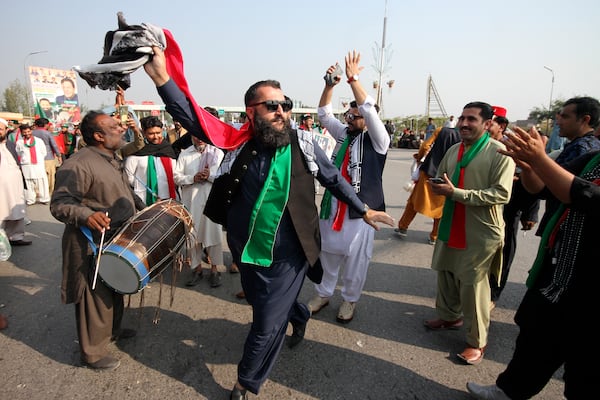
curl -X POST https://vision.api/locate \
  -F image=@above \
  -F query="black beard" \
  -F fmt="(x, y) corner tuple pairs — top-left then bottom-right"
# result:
(347, 124), (363, 137)
(254, 114), (292, 149)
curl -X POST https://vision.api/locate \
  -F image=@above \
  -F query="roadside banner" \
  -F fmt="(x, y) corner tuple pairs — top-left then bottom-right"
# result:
(28, 66), (81, 124)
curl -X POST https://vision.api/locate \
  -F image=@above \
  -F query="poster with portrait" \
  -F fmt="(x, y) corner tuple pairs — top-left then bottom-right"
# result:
(28, 66), (81, 125)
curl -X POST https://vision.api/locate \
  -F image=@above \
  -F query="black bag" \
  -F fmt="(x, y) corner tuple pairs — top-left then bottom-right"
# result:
(204, 141), (258, 226)
(306, 258), (323, 284)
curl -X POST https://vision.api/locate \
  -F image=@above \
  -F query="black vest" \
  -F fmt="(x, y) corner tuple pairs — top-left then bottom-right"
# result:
(204, 131), (321, 267)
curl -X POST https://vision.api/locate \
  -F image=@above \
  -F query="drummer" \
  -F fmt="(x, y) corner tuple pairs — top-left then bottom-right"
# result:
(50, 110), (146, 371)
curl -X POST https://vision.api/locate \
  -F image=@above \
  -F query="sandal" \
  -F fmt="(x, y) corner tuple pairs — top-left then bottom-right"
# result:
(457, 346), (485, 365)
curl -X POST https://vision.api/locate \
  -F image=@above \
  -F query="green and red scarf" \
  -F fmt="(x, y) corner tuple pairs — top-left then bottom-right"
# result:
(438, 133), (490, 249)
(146, 155), (177, 206)
(24, 136), (38, 164)
(319, 137), (351, 231)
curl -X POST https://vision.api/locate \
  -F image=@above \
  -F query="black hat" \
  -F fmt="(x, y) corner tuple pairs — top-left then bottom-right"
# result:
(301, 114), (312, 120)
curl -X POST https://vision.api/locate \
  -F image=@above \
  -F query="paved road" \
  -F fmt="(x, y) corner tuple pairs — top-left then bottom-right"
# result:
(0, 148), (564, 399)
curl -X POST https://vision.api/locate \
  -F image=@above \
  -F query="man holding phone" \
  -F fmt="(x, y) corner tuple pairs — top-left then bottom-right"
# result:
(425, 102), (515, 366)
(428, 177), (445, 184)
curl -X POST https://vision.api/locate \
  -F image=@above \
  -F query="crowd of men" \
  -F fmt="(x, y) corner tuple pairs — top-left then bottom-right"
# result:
(2, 44), (599, 399)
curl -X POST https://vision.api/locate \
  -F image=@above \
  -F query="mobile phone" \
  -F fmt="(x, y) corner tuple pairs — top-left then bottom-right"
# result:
(118, 105), (129, 124)
(429, 177), (445, 184)
(324, 64), (343, 86)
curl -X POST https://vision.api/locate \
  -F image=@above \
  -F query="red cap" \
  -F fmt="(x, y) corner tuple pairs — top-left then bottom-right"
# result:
(492, 106), (507, 118)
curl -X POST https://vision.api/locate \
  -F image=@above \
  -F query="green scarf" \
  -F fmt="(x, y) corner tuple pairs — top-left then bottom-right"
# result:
(241, 144), (292, 267)
(146, 155), (159, 206)
(438, 132), (490, 247)
(320, 137), (351, 219)
(526, 152), (600, 289)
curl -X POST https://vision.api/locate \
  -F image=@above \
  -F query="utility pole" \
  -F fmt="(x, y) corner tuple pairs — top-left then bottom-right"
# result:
(375, 0), (387, 108)
(373, 0), (393, 118)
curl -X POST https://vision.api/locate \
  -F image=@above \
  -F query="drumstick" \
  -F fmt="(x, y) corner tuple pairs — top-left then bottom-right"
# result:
(92, 212), (109, 290)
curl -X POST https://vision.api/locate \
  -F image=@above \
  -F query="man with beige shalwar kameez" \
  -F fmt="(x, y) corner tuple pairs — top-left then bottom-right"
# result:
(424, 102), (515, 366)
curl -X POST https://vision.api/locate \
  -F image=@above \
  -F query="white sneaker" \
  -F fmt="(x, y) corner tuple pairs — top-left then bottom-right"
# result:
(336, 301), (355, 323)
(466, 382), (510, 400)
(394, 228), (408, 238)
(307, 296), (329, 315)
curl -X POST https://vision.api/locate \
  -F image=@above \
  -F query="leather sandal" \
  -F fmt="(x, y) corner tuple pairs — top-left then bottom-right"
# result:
(423, 318), (463, 330)
(457, 346), (485, 365)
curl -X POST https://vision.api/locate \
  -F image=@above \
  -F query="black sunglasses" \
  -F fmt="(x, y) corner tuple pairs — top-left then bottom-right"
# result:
(344, 112), (363, 121)
(249, 99), (293, 112)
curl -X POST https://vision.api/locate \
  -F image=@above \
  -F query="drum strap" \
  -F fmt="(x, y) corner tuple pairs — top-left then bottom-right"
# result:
(80, 226), (98, 255)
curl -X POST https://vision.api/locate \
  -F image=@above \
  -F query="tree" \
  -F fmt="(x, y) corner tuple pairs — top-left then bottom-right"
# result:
(1, 80), (29, 115)
(528, 98), (564, 123)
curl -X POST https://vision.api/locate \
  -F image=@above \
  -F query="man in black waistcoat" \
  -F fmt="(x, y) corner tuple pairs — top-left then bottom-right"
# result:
(142, 45), (393, 399)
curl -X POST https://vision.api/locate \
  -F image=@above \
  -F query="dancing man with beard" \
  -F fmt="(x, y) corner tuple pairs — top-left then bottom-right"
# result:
(142, 45), (394, 400)
(308, 51), (390, 323)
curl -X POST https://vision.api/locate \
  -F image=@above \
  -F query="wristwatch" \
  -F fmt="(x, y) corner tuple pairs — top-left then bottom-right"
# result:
(361, 204), (370, 216)
(347, 74), (359, 84)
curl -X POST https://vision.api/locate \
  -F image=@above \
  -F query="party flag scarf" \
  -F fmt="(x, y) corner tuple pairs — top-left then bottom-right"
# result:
(145, 155), (177, 206)
(438, 132), (490, 249)
(319, 136), (351, 231)
(24, 137), (38, 164)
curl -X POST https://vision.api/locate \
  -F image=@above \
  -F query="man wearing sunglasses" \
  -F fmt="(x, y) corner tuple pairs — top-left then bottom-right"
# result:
(308, 50), (390, 324)
(142, 45), (393, 400)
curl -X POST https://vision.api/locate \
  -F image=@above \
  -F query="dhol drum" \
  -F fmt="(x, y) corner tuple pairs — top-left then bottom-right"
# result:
(98, 199), (193, 294)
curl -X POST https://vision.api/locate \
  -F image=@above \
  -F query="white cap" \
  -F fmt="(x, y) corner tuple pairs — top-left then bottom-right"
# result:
(0, 118), (8, 127)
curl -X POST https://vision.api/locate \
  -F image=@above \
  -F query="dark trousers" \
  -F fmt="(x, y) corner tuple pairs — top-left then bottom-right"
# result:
(237, 258), (310, 394)
(491, 207), (520, 302)
(490, 180), (539, 302)
(497, 287), (593, 399)
(75, 281), (123, 364)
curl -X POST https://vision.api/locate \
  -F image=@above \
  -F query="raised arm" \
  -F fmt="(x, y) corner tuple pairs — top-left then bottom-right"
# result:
(344, 50), (366, 106)
(143, 47), (170, 87)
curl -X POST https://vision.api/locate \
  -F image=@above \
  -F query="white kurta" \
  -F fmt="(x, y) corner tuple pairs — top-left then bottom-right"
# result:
(173, 144), (224, 248)
(0, 142), (26, 221)
(15, 137), (49, 204)
(124, 155), (176, 204)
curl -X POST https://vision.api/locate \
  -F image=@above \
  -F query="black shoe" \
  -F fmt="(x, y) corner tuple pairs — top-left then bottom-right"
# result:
(9, 239), (32, 246)
(186, 271), (203, 287)
(209, 271), (222, 288)
(230, 387), (247, 400)
(288, 321), (306, 348)
(111, 328), (136, 341)
(84, 356), (120, 371)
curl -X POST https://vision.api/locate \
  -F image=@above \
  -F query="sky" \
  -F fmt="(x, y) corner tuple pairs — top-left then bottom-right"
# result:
(3, 0), (600, 122)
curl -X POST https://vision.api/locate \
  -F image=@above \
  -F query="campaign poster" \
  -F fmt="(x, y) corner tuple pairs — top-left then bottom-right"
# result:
(28, 66), (81, 125)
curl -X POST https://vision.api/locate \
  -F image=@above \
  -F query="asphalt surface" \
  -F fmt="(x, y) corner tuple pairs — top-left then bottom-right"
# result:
(0, 148), (565, 399)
